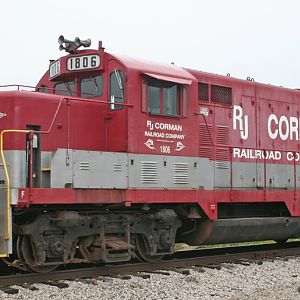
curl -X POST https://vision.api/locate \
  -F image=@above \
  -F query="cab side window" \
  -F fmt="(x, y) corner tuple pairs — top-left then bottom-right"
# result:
(163, 82), (178, 116)
(147, 79), (179, 116)
(148, 80), (160, 114)
(110, 70), (124, 110)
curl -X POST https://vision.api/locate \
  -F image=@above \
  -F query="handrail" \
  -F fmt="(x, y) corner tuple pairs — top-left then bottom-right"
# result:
(34, 96), (133, 136)
(0, 130), (32, 241)
(0, 84), (36, 91)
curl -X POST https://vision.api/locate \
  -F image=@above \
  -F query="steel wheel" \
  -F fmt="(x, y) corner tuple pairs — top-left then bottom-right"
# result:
(16, 235), (59, 273)
(135, 235), (164, 262)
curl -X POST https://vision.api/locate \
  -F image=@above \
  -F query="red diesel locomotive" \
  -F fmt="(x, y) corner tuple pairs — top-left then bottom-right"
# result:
(0, 36), (299, 272)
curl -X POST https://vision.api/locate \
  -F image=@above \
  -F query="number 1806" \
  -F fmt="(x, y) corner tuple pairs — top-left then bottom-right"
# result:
(160, 146), (171, 154)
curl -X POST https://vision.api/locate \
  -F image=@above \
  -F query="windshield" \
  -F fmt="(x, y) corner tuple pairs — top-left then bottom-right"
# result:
(80, 75), (103, 98)
(54, 81), (75, 96)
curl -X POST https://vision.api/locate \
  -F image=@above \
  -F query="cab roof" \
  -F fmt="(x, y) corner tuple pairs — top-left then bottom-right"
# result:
(111, 53), (196, 83)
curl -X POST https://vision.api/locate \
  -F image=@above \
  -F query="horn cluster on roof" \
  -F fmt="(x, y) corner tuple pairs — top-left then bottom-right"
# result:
(58, 35), (91, 54)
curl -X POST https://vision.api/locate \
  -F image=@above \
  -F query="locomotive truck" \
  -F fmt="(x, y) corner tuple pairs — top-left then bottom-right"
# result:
(0, 36), (299, 272)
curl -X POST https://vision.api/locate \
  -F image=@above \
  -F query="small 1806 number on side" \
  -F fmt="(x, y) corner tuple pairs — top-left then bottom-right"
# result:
(160, 146), (171, 154)
(49, 60), (60, 79)
(67, 55), (100, 71)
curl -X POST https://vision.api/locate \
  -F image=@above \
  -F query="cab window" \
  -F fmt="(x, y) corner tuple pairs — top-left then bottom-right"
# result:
(148, 80), (160, 114)
(80, 75), (103, 98)
(54, 81), (75, 96)
(110, 70), (124, 110)
(148, 79), (179, 116)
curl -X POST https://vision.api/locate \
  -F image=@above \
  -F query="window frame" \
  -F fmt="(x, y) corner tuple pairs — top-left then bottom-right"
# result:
(80, 74), (103, 98)
(54, 80), (76, 96)
(109, 69), (125, 110)
(145, 78), (182, 117)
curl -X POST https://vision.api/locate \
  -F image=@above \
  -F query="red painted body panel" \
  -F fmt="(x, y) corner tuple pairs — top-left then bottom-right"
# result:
(18, 188), (125, 207)
(18, 188), (299, 220)
(0, 92), (106, 151)
(188, 69), (300, 165)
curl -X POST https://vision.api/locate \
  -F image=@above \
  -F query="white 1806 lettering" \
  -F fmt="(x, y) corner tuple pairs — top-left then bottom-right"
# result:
(67, 55), (100, 71)
(49, 60), (60, 79)
(160, 146), (171, 154)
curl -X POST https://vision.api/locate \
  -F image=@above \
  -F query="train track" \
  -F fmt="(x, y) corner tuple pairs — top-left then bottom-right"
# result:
(1, 242), (300, 291)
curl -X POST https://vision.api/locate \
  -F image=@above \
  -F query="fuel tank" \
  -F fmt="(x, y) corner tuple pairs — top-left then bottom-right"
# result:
(179, 217), (300, 245)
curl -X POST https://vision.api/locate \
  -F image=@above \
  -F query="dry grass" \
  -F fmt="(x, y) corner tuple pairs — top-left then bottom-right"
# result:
(174, 238), (300, 252)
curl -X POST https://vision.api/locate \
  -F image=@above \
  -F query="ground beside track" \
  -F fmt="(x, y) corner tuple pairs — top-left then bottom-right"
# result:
(1, 257), (300, 299)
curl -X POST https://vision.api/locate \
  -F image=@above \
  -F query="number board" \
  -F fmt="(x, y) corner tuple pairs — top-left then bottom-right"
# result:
(49, 59), (61, 79)
(67, 55), (101, 71)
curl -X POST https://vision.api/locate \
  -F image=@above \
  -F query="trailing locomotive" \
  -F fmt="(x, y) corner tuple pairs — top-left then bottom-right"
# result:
(0, 36), (300, 272)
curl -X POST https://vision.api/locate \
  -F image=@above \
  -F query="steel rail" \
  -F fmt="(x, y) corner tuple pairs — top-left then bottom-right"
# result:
(1, 243), (300, 288)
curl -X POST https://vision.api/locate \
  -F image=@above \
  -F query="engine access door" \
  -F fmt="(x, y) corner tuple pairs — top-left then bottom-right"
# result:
(106, 59), (127, 151)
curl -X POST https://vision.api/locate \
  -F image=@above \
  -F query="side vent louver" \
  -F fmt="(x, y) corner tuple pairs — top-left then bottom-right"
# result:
(199, 124), (214, 160)
(173, 163), (189, 184)
(216, 126), (229, 145)
(79, 162), (90, 170)
(113, 163), (122, 172)
(141, 161), (158, 183)
(215, 160), (230, 169)
(216, 125), (230, 169)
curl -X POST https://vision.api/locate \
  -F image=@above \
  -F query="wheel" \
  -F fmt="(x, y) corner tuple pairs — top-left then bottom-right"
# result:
(135, 235), (164, 262)
(16, 235), (59, 273)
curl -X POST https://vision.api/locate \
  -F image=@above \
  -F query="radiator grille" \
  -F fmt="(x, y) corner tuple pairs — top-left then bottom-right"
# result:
(141, 161), (158, 183)
(173, 163), (189, 184)
(198, 82), (209, 102)
(211, 85), (232, 106)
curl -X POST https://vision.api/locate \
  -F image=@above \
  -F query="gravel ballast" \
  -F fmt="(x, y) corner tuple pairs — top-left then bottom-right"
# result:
(1, 258), (300, 299)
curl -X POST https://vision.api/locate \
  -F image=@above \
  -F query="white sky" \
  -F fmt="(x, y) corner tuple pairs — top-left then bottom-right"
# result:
(1, 0), (300, 89)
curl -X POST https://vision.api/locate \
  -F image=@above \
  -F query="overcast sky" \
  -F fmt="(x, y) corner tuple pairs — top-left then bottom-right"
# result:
(1, 0), (300, 89)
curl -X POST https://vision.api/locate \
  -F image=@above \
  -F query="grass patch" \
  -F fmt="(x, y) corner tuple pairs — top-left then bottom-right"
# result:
(175, 238), (300, 252)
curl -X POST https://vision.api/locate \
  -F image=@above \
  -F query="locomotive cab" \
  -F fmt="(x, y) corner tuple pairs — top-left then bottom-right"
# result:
(37, 39), (127, 152)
